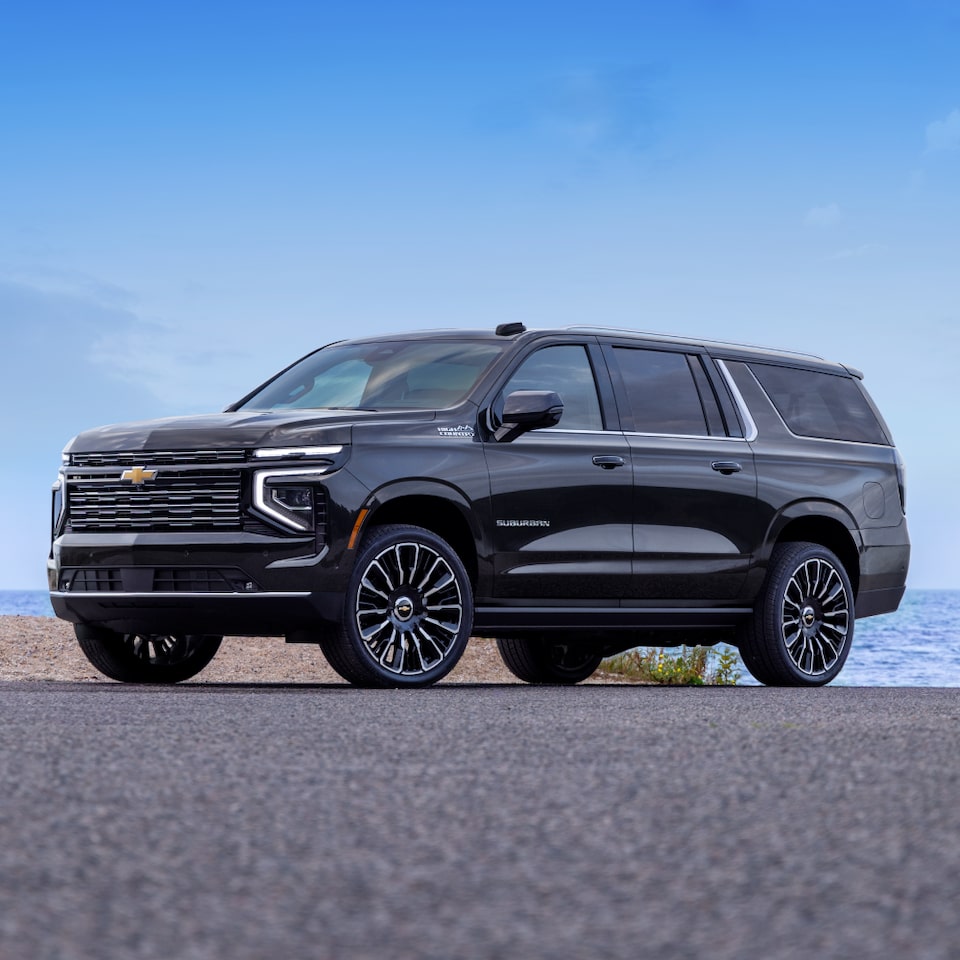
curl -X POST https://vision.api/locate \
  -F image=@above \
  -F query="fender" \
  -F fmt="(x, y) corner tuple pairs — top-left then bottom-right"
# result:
(761, 498), (863, 564)
(365, 477), (476, 521)
(354, 478), (492, 580)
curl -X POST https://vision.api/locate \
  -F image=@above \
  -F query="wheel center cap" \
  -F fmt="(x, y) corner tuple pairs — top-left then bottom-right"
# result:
(801, 605), (817, 628)
(393, 597), (415, 622)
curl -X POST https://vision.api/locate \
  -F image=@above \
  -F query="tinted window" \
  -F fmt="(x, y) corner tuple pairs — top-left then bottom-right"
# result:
(689, 356), (728, 435)
(612, 347), (708, 435)
(749, 363), (889, 444)
(238, 340), (506, 411)
(501, 345), (603, 431)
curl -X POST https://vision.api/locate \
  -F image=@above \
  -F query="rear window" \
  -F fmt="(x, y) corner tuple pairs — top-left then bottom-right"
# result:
(749, 363), (889, 444)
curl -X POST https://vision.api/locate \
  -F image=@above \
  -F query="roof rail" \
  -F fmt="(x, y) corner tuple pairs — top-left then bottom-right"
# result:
(563, 325), (825, 363)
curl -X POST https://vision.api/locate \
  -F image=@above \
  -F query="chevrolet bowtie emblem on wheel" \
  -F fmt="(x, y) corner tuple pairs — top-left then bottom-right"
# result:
(120, 466), (158, 485)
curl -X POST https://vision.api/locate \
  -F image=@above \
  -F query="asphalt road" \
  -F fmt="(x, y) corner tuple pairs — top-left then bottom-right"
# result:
(1, 683), (958, 960)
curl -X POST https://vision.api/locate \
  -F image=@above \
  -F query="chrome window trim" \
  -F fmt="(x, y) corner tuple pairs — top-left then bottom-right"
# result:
(623, 431), (748, 442)
(533, 427), (619, 436)
(716, 360), (758, 442)
(506, 426), (747, 441)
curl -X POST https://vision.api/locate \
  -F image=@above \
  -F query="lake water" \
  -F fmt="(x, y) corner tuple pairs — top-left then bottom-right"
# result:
(2, 589), (958, 686)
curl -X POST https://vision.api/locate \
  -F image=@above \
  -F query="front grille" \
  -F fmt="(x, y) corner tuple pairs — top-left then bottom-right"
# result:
(66, 470), (242, 531)
(153, 568), (251, 592)
(60, 567), (259, 593)
(65, 568), (124, 592)
(70, 450), (247, 467)
(316, 495), (329, 546)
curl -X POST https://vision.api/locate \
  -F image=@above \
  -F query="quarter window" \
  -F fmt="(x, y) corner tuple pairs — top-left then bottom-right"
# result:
(749, 363), (889, 444)
(611, 347), (709, 436)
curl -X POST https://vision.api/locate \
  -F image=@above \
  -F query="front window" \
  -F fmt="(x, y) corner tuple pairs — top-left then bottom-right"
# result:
(498, 345), (603, 431)
(238, 340), (507, 411)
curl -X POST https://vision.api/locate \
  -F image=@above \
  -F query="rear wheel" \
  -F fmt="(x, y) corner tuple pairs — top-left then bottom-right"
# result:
(496, 638), (603, 684)
(319, 524), (473, 687)
(739, 541), (854, 686)
(75, 626), (222, 683)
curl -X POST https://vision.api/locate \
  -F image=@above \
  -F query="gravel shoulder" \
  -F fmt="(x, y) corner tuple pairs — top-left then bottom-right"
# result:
(0, 615), (633, 684)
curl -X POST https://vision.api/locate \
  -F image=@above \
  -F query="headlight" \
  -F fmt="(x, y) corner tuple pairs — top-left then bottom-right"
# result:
(51, 477), (65, 540)
(266, 484), (315, 531)
(61, 436), (77, 466)
(253, 468), (332, 532)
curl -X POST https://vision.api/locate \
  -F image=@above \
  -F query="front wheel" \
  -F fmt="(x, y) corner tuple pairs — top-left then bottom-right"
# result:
(496, 638), (603, 684)
(739, 541), (854, 686)
(319, 524), (474, 687)
(75, 626), (222, 683)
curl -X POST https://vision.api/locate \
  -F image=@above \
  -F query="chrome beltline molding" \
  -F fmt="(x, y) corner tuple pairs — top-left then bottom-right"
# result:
(50, 591), (312, 600)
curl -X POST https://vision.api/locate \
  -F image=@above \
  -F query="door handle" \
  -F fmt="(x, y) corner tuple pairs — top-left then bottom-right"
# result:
(592, 455), (626, 469)
(711, 461), (742, 475)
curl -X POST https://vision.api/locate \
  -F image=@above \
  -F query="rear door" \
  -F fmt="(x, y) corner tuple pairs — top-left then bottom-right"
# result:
(602, 341), (762, 601)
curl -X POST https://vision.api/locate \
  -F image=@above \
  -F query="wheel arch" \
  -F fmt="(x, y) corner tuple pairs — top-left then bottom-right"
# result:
(361, 483), (480, 587)
(770, 505), (861, 597)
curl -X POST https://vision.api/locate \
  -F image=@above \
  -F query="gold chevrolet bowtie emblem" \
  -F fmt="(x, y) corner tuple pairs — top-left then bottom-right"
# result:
(120, 466), (158, 485)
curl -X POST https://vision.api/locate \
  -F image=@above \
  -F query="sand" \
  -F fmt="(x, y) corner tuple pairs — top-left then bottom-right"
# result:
(0, 615), (557, 684)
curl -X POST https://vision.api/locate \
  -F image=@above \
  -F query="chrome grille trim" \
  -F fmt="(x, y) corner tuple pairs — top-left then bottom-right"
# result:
(66, 470), (242, 531)
(70, 450), (247, 467)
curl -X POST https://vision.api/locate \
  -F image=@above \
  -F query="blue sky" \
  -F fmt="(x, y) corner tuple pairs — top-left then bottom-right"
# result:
(1, 0), (958, 589)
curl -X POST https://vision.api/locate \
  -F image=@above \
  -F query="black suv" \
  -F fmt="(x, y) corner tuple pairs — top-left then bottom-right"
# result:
(49, 324), (909, 687)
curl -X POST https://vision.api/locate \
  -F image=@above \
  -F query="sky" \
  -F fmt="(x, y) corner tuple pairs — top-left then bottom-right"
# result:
(1, 0), (958, 590)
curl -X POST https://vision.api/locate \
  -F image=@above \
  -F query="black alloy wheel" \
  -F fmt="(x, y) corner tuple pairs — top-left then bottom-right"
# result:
(739, 540), (854, 686)
(74, 625), (222, 683)
(320, 524), (473, 687)
(496, 638), (604, 684)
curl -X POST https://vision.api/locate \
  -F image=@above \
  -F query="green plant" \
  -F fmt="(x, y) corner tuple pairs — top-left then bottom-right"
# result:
(601, 644), (741, 685)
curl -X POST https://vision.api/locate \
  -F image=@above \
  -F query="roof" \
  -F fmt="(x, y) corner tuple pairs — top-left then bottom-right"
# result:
(326, 324), (851, 374)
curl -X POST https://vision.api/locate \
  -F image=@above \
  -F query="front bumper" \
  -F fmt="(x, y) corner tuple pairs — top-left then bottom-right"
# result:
(49, 587), (346, 635)
(48, 531), (349, 635)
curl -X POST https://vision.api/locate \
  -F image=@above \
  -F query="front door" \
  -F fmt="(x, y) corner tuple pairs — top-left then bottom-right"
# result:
(483, 342), (633, 600)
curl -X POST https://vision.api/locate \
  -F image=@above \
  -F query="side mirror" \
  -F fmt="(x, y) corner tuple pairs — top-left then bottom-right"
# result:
(494, 390), (564, 442)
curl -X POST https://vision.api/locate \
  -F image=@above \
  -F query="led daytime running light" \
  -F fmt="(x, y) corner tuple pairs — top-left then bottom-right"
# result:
(253, 467), (331, 532)
(253, 446), (343, 460)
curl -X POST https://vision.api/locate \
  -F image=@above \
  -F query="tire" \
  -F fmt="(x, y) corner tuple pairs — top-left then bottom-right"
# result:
(319, 524), (473, 688)
(739, 541), (854, 686)
(496, 638), (603, 684)
(75, 625), (222, 683)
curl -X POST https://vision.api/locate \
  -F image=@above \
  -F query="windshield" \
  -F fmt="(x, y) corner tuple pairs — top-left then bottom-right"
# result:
(237, 339), (507, 411)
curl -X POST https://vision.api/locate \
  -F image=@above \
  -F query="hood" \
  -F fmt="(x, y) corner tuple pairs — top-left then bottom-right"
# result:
(65, 408), (436, 454)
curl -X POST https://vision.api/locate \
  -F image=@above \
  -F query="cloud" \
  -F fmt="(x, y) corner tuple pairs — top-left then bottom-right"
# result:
(804, 203), (841, 227)
(88, 325), (251, 413)
(829, 243), (886, 261)
(925, 108), (960, 153)
(0, 279), (165, 454)
(0, 276), (259, 418)
(479, 65), (663, 159)
(536, 67), (660, 153)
